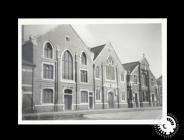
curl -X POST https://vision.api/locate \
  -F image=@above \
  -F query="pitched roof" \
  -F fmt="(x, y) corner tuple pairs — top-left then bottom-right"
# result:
(157, 75), (162, 85)
(122, 61), (139, 73)
(90, 44), (106, 60)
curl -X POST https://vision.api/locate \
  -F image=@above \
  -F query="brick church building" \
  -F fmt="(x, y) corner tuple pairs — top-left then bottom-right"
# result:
(123, 55), (160, 108)
(22, 25), (160, 113)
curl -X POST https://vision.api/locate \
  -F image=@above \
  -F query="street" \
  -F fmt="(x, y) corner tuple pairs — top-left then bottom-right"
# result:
(83, 109), (162, 120)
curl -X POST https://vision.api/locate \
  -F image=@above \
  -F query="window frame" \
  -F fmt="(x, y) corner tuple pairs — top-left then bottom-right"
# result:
(42, 41), (54, 60)
(105, 56), (116, 81)
(121, 91), (126, 101)
(80, 51), (87, 65)
(60, 49), (75, 83)
(80, 68), (88, 84)
(80, 90), (89, 104)
(41, 87), (54, 105)
(42, 62), (55, 81)
(95, 66), (101, 79)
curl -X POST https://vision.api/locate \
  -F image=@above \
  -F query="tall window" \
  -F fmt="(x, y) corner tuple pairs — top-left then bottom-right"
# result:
(42, 89), (53, 104)
(44, 42), (53, 59)
(62, 50), (73, 80)
(121, 72), (124, 81)
(81, 91), (88, 103)
(81, 70), (88, 83)
(96, 88), (101, 100)
(43, 64), (53, 79)
(96, 66), (100, 78)
(81, 52), (87, 65)
(134, 75), (138, 84)
(106, 56), (115, 80)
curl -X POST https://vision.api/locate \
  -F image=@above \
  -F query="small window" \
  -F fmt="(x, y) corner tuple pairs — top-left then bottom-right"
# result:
(81, 91), (88, 103)
(81, 70), (88, 83)
(122, 92), (125, 100)
(44, 42), (53, 59)
(96, 88), (101, 100)
(81, 52), (87, 65)
(66, 36), (70, 41)
(43, 64), (54, 80)
(96, 66), (100, 78)
(42, 89), (53, 104)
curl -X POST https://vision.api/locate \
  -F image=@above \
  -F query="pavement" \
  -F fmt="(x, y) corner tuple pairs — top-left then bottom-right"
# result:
(22, 107), (162, 120)
(83, 109), (162, 120)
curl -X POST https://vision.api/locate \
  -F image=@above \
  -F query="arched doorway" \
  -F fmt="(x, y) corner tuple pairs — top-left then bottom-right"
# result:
(64, 89), (72, 110)
(108, 92), (114, 108)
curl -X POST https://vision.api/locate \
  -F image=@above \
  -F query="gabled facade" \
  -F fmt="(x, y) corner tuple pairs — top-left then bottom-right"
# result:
(91, 42), (127, 109)
(23, 25), (95, 112)
(123, 55), (160, 108)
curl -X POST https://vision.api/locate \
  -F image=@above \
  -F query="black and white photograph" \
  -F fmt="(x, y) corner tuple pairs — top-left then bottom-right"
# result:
(18, 19), (167, 125)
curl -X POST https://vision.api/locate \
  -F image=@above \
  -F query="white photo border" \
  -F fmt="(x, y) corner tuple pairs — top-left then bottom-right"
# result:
(18, 18), (167, 125)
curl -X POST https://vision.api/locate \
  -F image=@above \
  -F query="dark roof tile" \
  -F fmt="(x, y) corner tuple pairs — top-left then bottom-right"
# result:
(90, 44), (106, 60)
(122, 61), (139, 73)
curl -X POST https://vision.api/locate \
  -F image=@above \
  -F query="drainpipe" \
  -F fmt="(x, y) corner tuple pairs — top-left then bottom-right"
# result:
(138, 62), (142, 107)
(93, 64), (96, 105)
(101, 63), (105, 109)
(54, 50), (58, 112)
(31, 67), (34, 112)
(116, 67), (120, 108)
(75, 53), (78, 110)
(147, 70), (151, 107)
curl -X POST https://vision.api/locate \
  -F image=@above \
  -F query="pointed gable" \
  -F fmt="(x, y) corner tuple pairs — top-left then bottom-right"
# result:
(90, 44), (106, 60)
(122, 61), (139, 73)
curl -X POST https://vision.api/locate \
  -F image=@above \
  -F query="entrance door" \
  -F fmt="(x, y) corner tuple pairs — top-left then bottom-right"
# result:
(64, 95), (72, 110)
(89, 96), (93, 109)
(108, 92), (114, 108)
(135, 93), (138, 107)
(152, 94), (155, 107)
(89, 92), (93, 109)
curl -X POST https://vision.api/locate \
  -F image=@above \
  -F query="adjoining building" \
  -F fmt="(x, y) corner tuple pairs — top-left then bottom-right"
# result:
(122, 54), (160, 108)
(22, 37), (36, 113)
(90, 43), (127, 109)
(157, 76), (162, 106)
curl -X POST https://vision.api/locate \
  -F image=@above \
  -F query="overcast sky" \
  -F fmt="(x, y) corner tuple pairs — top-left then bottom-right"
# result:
(23, 24), (162, 78)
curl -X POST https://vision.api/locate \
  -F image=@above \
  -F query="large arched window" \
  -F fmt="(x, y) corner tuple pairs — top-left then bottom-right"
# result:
(81, 52), (87, 65)
(62, 50), (73, 80)
(106, 56), (115, 80)
(44, 42), (53, 59)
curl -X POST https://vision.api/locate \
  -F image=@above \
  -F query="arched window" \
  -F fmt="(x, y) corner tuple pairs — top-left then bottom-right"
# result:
(44, 42), (53, 59)
(62, 50), (73, 80)
(106, 56), (115, 80)
(81, 52), (87, 65)
(64, 89), (72, 94)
